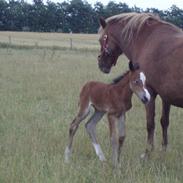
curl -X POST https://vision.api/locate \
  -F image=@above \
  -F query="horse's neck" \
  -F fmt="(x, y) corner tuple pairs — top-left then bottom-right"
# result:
(120, 28), (153, 61)
(121, 23), (182, 61)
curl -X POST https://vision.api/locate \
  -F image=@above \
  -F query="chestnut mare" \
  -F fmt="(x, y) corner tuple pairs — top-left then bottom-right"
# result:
(97, 12), (183, 159)
(65, 62), (150, 166)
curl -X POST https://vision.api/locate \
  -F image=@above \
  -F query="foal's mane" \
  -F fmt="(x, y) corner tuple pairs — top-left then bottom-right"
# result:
(111, 70), (130, 84)
(106, 12), (180, 43)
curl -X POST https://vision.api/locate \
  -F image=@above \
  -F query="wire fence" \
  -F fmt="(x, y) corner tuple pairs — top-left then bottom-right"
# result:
(0, 32), (99, 51)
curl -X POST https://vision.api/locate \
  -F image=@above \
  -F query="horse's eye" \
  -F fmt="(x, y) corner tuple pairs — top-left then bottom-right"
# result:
(133, 79), (140, 84)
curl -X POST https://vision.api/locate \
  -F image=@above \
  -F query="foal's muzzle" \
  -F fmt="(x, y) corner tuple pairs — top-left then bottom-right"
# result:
(141, 96), (149, 104)
(140, 89), (151, 104)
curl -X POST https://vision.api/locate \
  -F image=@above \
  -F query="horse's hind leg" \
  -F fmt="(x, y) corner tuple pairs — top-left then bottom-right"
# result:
(65, 106), (91, 162)
(160, 100), (171, 151)
(108, 114), (119, 167)
(85, 110), (105, 161)
(118, 113), (126, 163)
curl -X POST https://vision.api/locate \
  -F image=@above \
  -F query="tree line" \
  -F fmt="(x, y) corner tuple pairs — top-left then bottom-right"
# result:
(0, 0), (183, 33)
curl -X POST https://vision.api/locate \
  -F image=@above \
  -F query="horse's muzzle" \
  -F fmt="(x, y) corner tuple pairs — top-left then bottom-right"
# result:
(98, 57), (111, 74)
(98, 65), (110, 74)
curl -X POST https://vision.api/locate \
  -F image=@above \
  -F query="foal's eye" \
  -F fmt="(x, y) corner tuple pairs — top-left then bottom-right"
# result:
(133, 79), (140, 84)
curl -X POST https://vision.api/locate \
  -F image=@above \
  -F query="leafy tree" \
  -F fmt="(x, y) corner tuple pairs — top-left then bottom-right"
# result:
(94, 2), (106, 17)
(29, 0), (47, 31)
(0, 0), (182, 33)
(144, 8), (166, 19)
(0, 0), (8, 30)
(67, 0), (95, 33)
(105, 1), (131, 17)
(164, 5), (183, 29)
(131, 6), (142, 13)
(5, 0), (26, 30)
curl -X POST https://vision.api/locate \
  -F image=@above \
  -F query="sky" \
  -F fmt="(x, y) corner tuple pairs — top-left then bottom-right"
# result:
(35, 0), (183, 10)
(98, 0), (183, 10)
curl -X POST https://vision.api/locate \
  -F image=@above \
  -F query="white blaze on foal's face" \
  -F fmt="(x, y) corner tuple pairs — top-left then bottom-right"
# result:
(140, 72), (146, 85)
(139, 72), (151, 102)
(130, 71), (151, 104)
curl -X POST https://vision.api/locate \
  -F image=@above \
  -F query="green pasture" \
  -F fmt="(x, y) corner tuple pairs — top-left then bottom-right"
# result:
(0, 33), (182, 183)
(0, 32), (98, 50)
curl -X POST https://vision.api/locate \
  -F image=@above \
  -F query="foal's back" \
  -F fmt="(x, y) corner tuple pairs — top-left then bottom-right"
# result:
(80, 81), (112, 104)
(79, 78), (131, 114)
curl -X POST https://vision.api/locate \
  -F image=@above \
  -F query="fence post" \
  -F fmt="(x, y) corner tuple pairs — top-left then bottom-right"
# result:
(8, 35), (11, 45)
(70, 32), (73, 50)
(70, 38), (73, 50)
(8, 35), (12, 54)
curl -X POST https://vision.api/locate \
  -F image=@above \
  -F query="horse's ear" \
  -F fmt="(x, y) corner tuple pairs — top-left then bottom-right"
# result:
(129, 61), (134, 71)
(129, 61), (140, 71)
(146, 16), (159, 26)
(99, 17), (106, 29)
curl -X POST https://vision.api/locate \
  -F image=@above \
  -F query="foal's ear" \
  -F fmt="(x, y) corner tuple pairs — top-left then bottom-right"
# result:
(99, 17), (106, 29)
(129, 61), (140, 71)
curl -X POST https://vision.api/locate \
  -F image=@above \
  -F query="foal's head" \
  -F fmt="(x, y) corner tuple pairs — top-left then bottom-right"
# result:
(129, 62), (150, 104)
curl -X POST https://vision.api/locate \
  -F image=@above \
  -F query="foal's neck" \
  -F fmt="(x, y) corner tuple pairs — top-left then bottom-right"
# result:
(113, 73), (132, 99)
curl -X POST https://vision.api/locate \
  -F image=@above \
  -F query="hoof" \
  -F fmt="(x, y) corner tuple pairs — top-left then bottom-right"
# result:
(111, 162), (121, 170)
(161, 145), (167, 152)
(140, 152), (149, 161)
(99, 155), (106, 162)
(64, 147), (71, 163)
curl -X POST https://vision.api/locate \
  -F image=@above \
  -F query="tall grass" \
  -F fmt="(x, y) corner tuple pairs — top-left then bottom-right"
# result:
(0, 34), (182, 182)
(0, 32), (99, 50)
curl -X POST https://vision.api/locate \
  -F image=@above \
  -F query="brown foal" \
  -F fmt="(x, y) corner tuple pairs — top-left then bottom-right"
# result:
(65, 62), (150, 167)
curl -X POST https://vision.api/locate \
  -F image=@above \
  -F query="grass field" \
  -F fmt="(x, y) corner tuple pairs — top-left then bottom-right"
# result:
(0, 32), (183, 183)
(0, 32), (99, 50)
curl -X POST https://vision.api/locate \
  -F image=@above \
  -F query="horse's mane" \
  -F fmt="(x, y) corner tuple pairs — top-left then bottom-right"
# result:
(111, 70), (130, 84)
(106, 12), (181, 43)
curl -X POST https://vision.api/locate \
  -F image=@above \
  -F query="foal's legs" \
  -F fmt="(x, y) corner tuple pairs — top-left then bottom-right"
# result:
(118, 114), (126, 162)
(160, 100), (171, 151)
(65, 105), (91, 162)
(85, 110), (105, 161)
(141, 91), (157, 159)
(108, 114), (119, 167)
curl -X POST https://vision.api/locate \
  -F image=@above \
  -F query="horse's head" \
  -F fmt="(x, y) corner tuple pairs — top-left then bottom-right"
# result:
(98, 17), (122, 73)
(129, 62), (150, 104)
(98, 13), (161, 74)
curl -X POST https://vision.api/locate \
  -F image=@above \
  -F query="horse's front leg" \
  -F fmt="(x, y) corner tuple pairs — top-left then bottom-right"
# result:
(160, 100), (171, 151)
(108, 114), (119, 167)
(141, 91), (157, 160)
(118, 113), (126, 163)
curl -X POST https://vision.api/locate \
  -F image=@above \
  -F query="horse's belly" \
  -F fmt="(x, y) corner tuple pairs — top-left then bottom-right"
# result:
(158, 86), (183, 107)
(171, 101), (183, 108)
(162, 97), (183, 107)
(144, 51), (183, 107)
